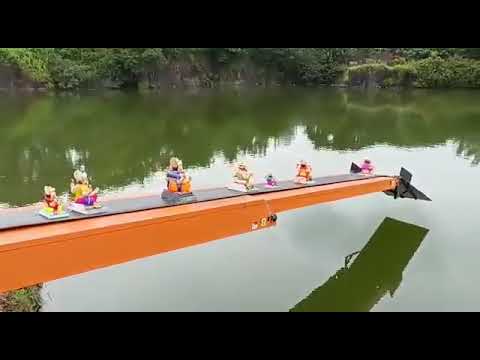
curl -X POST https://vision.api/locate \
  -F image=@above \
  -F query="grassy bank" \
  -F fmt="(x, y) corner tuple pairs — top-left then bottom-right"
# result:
(0, 285), (42, 312)
(345, 57), (480, 88)
(345, 62), (416, 87)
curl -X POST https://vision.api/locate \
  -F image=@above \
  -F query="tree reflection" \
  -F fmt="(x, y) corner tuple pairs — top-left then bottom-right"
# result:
(1, 88), (480, 206)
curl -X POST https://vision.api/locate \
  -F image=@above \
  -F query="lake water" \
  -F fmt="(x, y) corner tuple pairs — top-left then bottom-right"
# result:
(1, 87), (479, 311)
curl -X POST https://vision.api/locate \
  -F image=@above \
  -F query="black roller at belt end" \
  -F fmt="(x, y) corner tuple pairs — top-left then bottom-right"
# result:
(384, 167), (432, 202)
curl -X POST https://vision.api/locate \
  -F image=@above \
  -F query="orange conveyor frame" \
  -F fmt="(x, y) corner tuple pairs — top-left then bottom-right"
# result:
(0, 176), (398, 293)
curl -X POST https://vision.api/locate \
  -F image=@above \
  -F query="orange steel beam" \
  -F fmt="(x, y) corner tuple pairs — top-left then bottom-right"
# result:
(0, 176), (397, 293)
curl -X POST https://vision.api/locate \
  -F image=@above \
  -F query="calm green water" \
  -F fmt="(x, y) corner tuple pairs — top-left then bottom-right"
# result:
(1, 87), (480, 311)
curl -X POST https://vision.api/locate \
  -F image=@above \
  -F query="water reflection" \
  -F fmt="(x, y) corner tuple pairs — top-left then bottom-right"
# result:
(1, 88), (480, 206)
(290, 217), (429, 312)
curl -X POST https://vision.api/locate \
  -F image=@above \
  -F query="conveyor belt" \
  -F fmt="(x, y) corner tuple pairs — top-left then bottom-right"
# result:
(0, 173), (378, 231)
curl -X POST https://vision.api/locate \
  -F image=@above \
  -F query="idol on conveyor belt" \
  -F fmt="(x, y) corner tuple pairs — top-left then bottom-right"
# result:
(165, 157), (192, 194)
(294, 160), (314, 184)
(39, 186), (69, 219)
(228, 162), (256, 192)
(264, 173), (279, 188)
(162, 157), (195, 203)
(69, 165), (103, 214)
(360, 158), (375, 175)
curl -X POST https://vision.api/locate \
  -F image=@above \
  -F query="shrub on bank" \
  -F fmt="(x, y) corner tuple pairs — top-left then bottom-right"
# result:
(346, 58), (480, 89)
(346, 63), (416, 87)
(414, 56), (480, 88)
(0, 48), (169, 90)
(0, 48), (52, 84)
(391, 63), (417, 86)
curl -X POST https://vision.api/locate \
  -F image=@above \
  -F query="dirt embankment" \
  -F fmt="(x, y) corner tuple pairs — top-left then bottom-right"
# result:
(0, 64), (46, 91)
(0, 285), (42, 312)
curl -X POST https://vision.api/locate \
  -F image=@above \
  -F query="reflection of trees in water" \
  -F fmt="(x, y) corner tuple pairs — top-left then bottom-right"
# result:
(304, 90), (480, 165)
(290, 217), (429, 312)
(1, 88), (480, 206)
(0, 91), (301, 205)
(456, 138), (480, 165)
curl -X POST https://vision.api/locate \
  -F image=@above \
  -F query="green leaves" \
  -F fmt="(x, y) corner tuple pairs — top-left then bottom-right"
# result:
(245, 48), (346, 85)
(346, 56), (480, 89)
(0, 48), (171, 89)
(0, 48), (52, 83)
(2, 48), (480, 90)
(414, 56), (480, 88)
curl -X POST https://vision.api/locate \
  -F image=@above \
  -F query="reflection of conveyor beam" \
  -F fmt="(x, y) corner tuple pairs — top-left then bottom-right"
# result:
(291, 217), (429, 312)
(0, 175), (422, 293)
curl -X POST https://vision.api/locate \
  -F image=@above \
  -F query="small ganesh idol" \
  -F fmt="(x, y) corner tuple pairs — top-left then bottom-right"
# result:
(228, 162), (256, 192)
(360, 158), (375, 175)
(69, 165), (102, 213)
(264, 173), (279, 188)
(39, 186), (69, 219)
(162, 157), (196, 203)
(294, 160), (314, 185)
(165, 157), (192, 194)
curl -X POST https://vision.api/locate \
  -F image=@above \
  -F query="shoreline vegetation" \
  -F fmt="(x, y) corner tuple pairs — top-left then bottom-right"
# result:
(0, 48), (480, 92)
(0, 285), (42, 312)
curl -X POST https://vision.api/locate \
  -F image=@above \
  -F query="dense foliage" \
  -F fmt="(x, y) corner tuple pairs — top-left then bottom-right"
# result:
(414, 56), (480, 88)
(347, 54), (480, 88)
(0, 48), (167, 89)
(1, 48), (480, 89)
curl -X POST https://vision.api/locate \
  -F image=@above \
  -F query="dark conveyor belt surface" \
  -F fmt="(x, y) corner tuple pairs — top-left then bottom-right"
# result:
(0, 173), (378, 231)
